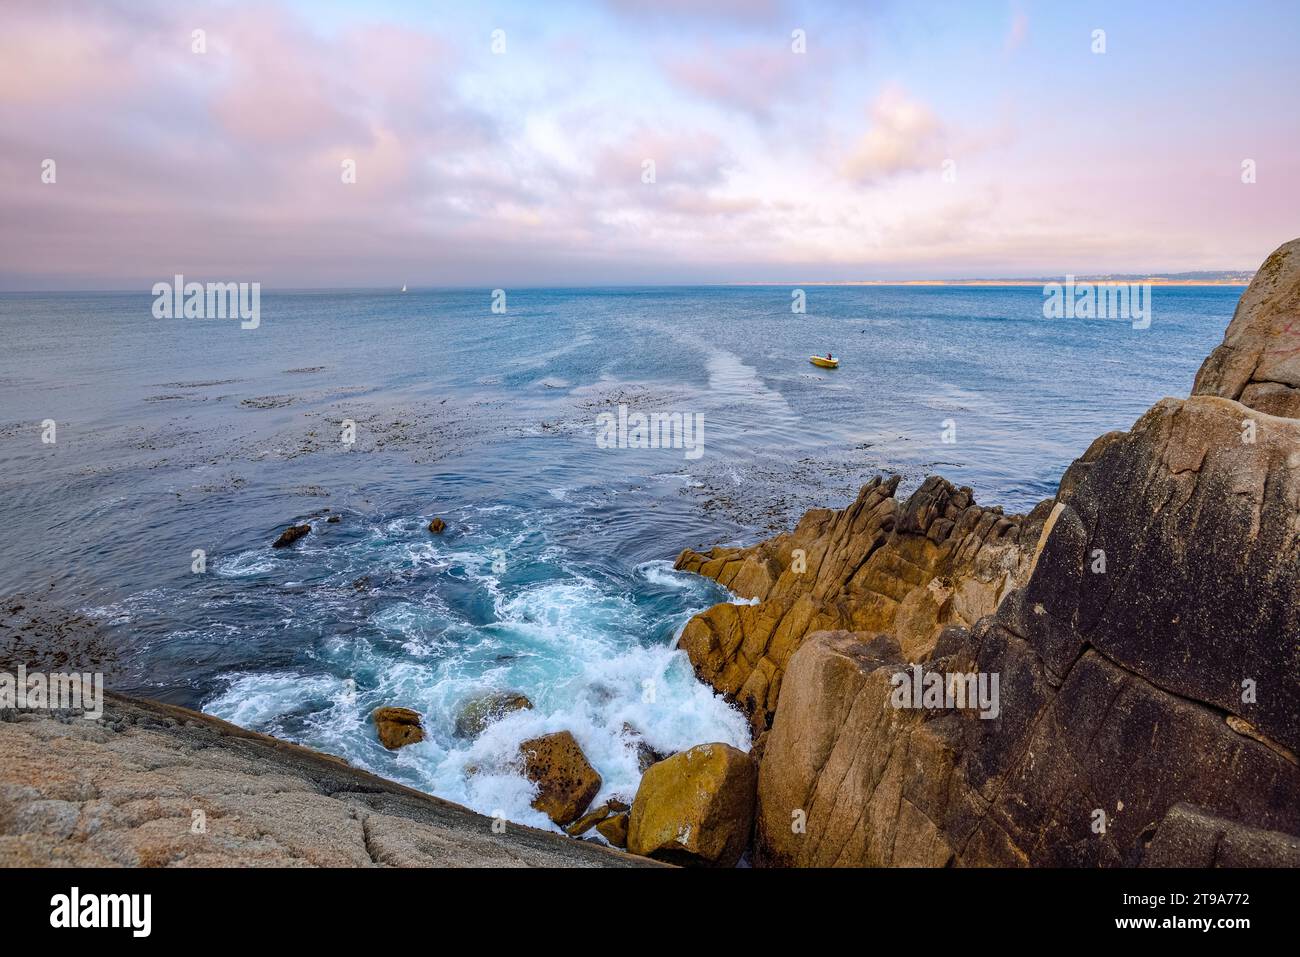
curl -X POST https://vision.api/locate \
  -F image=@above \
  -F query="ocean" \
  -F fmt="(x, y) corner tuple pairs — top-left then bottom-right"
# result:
(0, 284), (1237, 832)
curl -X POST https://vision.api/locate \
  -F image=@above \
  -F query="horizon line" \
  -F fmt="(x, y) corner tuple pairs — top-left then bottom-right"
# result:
(0, 276), (1255, 295)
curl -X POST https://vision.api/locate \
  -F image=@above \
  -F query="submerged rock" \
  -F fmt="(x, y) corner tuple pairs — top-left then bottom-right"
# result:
(454, 691), (533, 739)
(271, 524), (311, 548)
(371, 706), (425, 750)
(427, 517), (447, 534)
(627, 742), (756, 867)
(519, 731), (602, 827)
(621, 722), (671, 772)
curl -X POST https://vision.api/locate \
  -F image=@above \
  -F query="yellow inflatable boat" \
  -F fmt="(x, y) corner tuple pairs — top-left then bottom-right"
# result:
(809, 355), (839, 368)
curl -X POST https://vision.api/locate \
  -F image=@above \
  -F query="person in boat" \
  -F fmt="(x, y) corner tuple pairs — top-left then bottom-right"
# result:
(825, 352), (834, 360)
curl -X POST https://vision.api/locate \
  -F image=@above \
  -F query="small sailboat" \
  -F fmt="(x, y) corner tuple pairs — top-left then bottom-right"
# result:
(810, 354), (839, 368)
(400, 284), (407, 293)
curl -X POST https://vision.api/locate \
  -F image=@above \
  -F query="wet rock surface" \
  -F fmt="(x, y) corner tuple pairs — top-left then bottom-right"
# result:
(371, 706), (425, 750)
(271, 524), (311, 548)
(453, 692), (533, 740)
(519, 731), (602, 827)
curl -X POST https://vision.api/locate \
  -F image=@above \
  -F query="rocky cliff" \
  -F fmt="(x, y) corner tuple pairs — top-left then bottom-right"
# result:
(677, 238), (1300, 867)
(675, 475), (1046, 734)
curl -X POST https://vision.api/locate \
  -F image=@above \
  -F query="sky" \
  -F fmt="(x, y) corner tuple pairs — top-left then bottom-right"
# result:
(1, 0), (1297, 289)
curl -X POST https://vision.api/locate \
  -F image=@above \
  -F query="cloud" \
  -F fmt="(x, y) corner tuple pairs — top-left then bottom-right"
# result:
(661, 43), (804, 121)
(600, 0), (784, 24)
(840, 86), (945, 182)
(0, 0), (1292, 286)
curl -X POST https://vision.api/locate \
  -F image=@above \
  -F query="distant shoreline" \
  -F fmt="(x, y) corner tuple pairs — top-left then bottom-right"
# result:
(727, 279), (1252, 288)
(0, 279), (1255, 294)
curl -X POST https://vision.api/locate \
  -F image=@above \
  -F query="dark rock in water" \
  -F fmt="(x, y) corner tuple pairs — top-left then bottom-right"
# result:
(519, 730), (602, 826)
(372, 706), (425, 750)
(621, 722), (671, 772)
(351, 575), (371, 592)
(326, 515), (341, 524)
(427, 517), (447, 534)
(635, 742), (669, 773)
(271, 524), (311, 548)
(719, 238), (1300, 868)
(454, 691), (533, 739)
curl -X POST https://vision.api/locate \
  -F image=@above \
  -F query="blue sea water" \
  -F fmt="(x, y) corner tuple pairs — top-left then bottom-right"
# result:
(0, 284), (1238, 832)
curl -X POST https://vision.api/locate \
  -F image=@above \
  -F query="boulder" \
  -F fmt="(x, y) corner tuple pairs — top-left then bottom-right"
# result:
(565, 802), (615, 836)
(453, 691), (533, 739)
(519, 731), (602, 827)
(627, 742), (756, 867)
(371, 706), (425, 750)
(271, 524), (311, 548)
(596, 813), (629, 848)
(427, 517), (447, 534)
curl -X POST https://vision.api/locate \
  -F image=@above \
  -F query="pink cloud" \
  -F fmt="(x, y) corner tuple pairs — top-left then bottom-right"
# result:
(601, 0), (784, 23)
(0, 0), (159, 107)
(841, 86), (945, 182)
(662, 43), (805, 120)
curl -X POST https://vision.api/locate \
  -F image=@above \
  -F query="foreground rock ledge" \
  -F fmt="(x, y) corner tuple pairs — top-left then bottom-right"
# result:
(0, 693), (661, 868)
